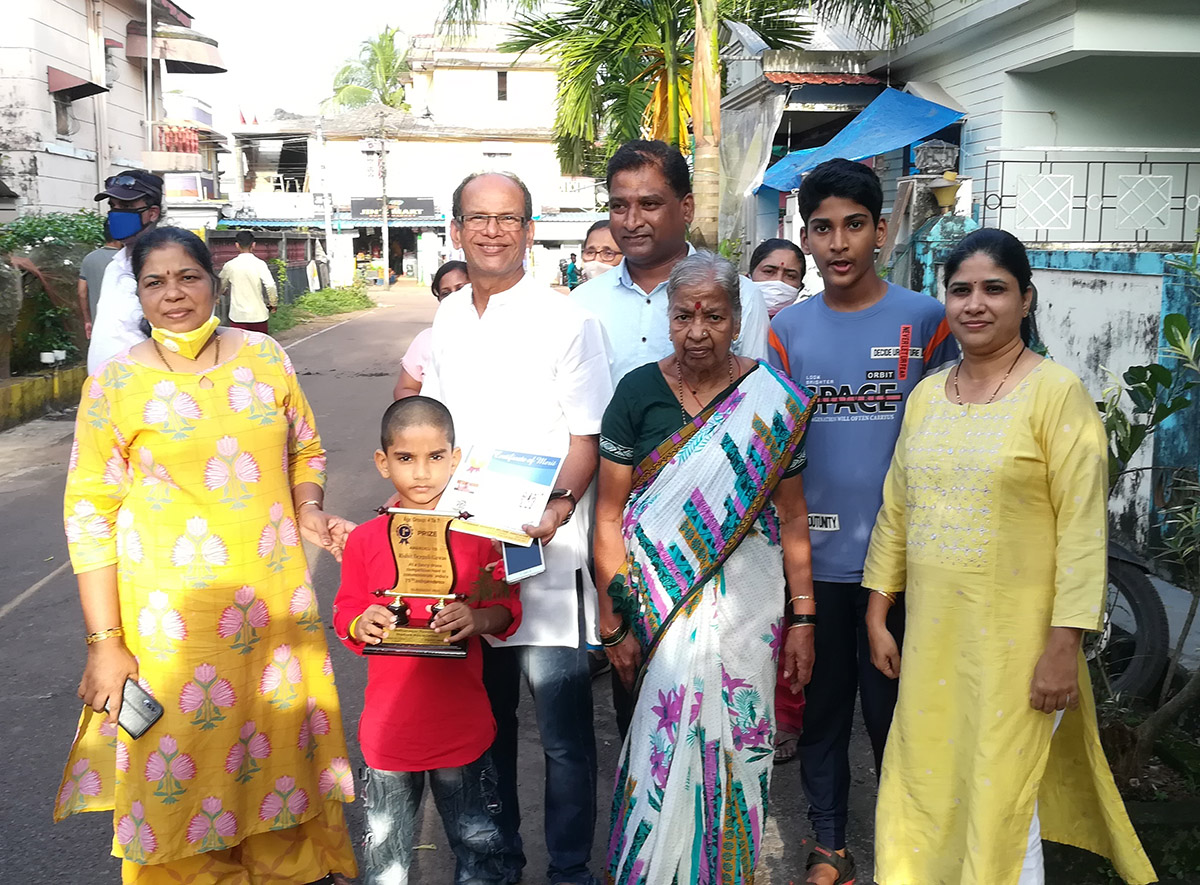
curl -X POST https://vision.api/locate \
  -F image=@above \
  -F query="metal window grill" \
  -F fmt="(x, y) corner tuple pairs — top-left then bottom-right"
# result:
(982, 153), (1200, 243)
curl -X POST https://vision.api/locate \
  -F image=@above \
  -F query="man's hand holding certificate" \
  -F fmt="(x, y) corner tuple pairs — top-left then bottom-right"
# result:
(444, 448), (565, 546)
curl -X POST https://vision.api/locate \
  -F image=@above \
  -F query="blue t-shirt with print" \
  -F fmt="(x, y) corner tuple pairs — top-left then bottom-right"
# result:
(768, 283), (958, 583)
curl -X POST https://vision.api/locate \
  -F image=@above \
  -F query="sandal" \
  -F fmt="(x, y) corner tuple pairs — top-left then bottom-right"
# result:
(773, 730), (800, 764)
(802, 838), (856, 885)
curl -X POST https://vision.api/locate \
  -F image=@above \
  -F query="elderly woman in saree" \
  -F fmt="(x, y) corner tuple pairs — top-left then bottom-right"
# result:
(594, 250), (818, 884)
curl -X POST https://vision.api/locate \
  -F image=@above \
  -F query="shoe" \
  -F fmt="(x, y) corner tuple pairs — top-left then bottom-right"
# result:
(802, 839), (856, 885)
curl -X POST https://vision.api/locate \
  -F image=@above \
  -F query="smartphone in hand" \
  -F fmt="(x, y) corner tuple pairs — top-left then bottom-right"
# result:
(502, 540), (545, 583)
(105, 678), (164, 740)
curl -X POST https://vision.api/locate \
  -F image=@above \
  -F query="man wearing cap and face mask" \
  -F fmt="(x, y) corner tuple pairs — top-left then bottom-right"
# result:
(87, 170), (164, 375)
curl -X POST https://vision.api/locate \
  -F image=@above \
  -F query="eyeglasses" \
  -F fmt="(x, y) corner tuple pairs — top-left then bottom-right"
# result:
(455, 214), (528, 231)
(583, 248), (620, 261)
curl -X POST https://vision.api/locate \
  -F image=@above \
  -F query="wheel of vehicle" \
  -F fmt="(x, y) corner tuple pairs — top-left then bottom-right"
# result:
(1084, 558), (1171, 701)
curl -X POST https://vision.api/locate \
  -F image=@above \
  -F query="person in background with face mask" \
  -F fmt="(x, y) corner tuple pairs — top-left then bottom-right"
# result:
(750, 238), (810, 764)
(750, 237), (807, 317)
(579, 220), (622, 282)
(87, 170), (164, 375)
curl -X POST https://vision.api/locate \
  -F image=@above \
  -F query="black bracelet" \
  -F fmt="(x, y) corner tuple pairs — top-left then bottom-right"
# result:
(787, 612), (817, 627)
(600, 622), (629, 647)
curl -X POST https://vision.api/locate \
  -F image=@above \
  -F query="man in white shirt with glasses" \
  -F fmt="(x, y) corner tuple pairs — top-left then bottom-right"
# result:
(423, 171), (612, 885)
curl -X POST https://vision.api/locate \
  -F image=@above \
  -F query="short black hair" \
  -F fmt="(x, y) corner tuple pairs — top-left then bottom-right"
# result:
(430, 260), (468, 299)
(131, 226), (216, 282)
(380, 396), (456, 451)
(606, 140), (691, 199)
(451, 172), (533, 221)
(797, 158), (884, 225)
(235, 230), (255, 248)
(943, 227), (1040, 348)
(749, 238), (805, 277)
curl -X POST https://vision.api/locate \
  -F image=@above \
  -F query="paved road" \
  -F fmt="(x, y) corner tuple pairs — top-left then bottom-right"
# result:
(0, 281), (878, 883)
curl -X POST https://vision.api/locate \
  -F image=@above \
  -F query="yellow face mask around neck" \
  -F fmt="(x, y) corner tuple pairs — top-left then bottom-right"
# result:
(151, 315), (220, 360)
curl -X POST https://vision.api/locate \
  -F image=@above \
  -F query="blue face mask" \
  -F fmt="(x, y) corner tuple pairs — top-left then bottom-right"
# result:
(107, 208), (148, 240)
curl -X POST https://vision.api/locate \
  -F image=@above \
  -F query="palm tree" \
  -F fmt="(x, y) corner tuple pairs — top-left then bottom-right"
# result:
(323, 26), (411, 112)
(441, 0), (930, 244)
(500, 0), (810, 244)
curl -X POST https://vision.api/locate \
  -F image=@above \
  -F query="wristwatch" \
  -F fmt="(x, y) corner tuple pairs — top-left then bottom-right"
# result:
(548, 488), (577, 525)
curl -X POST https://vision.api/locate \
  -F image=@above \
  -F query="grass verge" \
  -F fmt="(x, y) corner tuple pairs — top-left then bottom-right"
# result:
(268, 284), (376, 335)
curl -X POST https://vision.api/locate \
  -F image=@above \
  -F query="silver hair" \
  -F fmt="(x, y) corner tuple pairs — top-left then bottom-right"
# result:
(666, 250), (742, 325)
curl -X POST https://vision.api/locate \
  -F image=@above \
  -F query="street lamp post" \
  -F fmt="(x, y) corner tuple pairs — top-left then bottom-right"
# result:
(378, 110), (389, 290)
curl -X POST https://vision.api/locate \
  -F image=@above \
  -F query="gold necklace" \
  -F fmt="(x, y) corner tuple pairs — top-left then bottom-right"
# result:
(674, 354), (735, 421)
(152, 332), (220, 374)
(952, 345), (1024, 405)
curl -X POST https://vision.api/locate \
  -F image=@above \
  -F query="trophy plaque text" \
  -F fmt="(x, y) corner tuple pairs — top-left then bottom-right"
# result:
(363, 510), (468, 658)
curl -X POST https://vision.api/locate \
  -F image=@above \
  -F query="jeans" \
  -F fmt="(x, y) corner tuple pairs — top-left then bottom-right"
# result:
(798, 581), (906, 849)
(361, 753), (506, 885)
(482, 573), (598, 885)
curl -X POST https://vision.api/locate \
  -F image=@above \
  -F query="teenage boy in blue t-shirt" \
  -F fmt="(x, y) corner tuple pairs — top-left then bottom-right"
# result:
(768, 158), (959, 885)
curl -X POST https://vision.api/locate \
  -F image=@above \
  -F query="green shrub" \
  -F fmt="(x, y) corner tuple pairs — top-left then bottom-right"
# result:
(0, 211), (104, 374)
(0, 210), (105, 255)
(267, 283), (374, 335)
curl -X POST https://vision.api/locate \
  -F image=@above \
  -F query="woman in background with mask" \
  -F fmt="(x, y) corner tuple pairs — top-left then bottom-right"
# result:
(579, 220), (623, 282)
(750, 238), (806, 317)
(752, 236), (812, 763)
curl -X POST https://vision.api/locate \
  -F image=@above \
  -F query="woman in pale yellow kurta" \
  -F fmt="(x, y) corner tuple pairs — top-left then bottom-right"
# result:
(863, 229), (1155, 885)
(58, 227), (358, 884)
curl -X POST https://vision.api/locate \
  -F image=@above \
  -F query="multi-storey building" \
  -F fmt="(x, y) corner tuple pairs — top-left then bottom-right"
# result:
(0, 0), (225, 223)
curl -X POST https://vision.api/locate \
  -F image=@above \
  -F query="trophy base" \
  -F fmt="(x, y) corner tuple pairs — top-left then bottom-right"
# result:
(363, 626), (468, 658)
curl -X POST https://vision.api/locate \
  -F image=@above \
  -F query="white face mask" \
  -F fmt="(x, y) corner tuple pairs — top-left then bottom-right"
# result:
(757, 279), (801, 316)
(581, 259), (616, 282)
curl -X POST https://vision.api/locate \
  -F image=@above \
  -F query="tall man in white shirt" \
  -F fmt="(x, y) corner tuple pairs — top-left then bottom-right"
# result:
(219, 230), (278, 333)
(572, 139), (771, 736)
(87, 170), (163, 375)
(423, 172), (613, 885)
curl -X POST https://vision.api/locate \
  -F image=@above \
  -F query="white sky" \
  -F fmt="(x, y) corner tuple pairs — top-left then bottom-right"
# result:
(164, 0), (448, 127)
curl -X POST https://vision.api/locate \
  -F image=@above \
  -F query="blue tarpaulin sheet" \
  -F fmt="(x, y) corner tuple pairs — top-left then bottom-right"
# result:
(760, 87), (965, 191)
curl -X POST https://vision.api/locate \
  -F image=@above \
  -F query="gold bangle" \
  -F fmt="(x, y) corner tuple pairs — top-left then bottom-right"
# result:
(871, 589), (898, 606)
(787, 594), (813, 605)
(296, 499), (322, 511)
(85, 626), (124, 645)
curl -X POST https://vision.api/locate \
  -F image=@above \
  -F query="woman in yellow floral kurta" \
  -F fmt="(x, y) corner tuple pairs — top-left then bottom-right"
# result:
(58, 227), (357, 884)
(863, 229), (1155, 885)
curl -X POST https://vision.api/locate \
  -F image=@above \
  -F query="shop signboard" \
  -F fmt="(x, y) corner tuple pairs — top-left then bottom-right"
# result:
(351, 197), (438, 220)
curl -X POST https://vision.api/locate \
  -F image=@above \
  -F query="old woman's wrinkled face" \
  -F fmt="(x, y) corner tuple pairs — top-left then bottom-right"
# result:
(668, 274), (740, 373)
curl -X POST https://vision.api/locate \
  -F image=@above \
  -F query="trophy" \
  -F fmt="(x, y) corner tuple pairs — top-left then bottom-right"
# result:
(363, 510), (469, 658)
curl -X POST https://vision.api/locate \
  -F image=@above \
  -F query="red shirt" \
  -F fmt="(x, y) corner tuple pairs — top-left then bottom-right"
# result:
(333, 514), (521, 772)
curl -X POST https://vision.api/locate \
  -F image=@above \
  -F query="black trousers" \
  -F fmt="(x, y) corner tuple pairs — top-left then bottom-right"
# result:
(798, 580), (906, 849)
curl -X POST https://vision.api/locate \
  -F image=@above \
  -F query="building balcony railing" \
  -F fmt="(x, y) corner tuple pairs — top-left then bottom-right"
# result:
(981, 148), (1200, 245)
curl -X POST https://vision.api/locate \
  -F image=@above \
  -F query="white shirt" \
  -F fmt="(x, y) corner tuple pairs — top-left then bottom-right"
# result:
(219, 252), (278, 323)
(423, 272), (614, 648)
(572, 243), (771, 387)
(87, 246), (145, 375)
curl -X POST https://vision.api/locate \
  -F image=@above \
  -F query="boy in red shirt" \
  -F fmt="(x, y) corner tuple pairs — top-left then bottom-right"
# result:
(334, 396), (520, 885)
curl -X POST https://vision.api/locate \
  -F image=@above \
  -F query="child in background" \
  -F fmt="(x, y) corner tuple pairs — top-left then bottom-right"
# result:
(334, 396), (520, 885)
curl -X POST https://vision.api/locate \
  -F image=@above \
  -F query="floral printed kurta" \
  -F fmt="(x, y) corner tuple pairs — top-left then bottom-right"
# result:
(56, 332), (356, 872)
